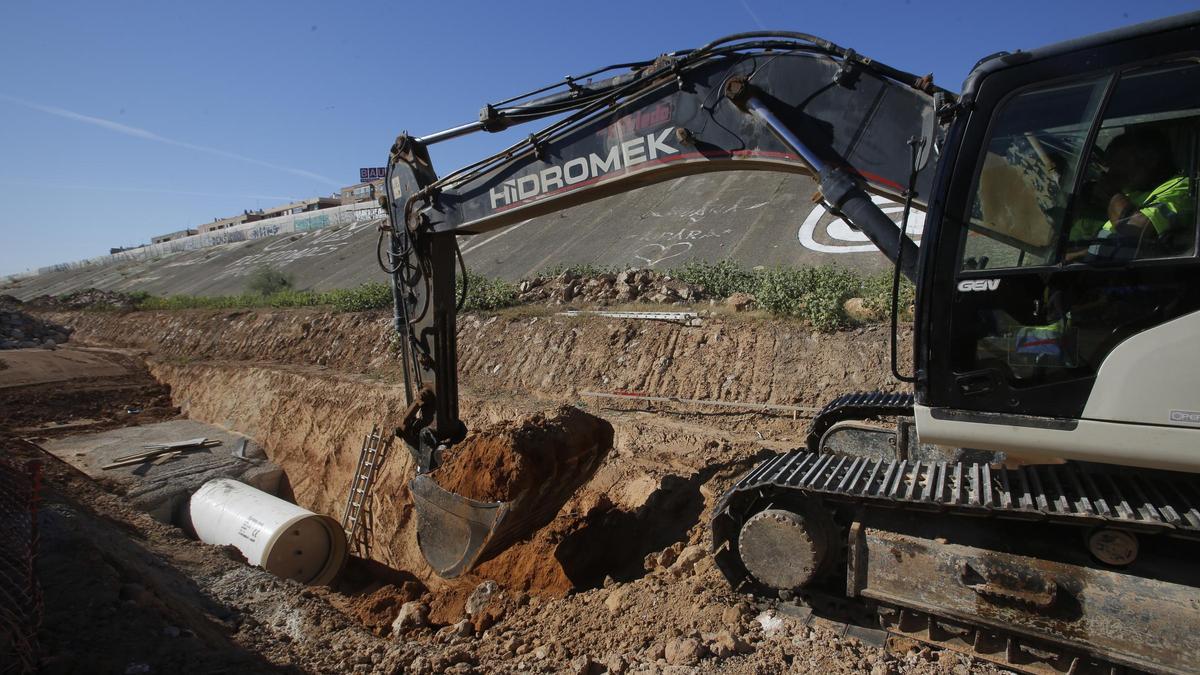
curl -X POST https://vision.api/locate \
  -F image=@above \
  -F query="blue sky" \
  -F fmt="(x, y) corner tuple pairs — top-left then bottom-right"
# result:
(1, 0), (1195, 275)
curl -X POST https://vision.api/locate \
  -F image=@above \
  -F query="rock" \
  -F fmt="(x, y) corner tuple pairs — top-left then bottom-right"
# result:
(604, 653), (628, 675)
(391, 601), (429, 634)
(657, 547), (679, 569)
(668, 545), (706, 577)
(870, 662), (896, 675)
(754, 610), (786, 637)
(503, 636), (526, 655)
(725, 292), (756, 312)
(464, 580), (498, 616)
(569, 655), (600, 675)
(407, 656), (432, 675)
(645, 643), (666, 662)
(453, 619), (474, 637)
(844, 297), (877, 323)
(664, 637), (705, 666)
(604, 587), (629, 613)
(533, 645), (550, 660)
(721, 602), (749, 626)
(708, 630), (749, 658)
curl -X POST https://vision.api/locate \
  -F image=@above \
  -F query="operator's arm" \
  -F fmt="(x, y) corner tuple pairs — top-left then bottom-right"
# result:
(1107, 176), (1190, 235)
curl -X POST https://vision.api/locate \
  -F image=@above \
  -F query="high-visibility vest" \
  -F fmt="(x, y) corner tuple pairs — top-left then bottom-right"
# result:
(1100, 175), (1190, 235)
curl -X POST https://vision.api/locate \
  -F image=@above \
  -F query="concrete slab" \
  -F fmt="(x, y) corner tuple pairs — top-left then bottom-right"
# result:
(40, 419), (284, 524)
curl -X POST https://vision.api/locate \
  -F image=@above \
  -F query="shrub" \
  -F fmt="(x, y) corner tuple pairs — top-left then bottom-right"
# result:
(246, 266), (293, 296)
(801, 266), (861, 332)
(669, 259), (756, 297)
(862, 271), (916, 321)
(326, 282), (392, 312)
(458, 269), (516, 311)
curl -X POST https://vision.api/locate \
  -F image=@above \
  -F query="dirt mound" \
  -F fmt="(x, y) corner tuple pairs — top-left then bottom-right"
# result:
(432, 406), (613, 502)
(0, 307), (71, 349)
(29, 287), (141, 311)
(516, 268), (706, 306)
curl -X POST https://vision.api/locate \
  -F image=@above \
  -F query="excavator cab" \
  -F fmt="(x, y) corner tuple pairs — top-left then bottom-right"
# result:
(915, 40), (1200, 466)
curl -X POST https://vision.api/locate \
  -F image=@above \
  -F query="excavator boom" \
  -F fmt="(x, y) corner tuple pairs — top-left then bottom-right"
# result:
(383, 33), (946, 579)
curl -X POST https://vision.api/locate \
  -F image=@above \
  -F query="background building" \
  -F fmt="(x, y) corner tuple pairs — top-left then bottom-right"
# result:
(150, 229), (197, 244)
(340, 180), (383, 205)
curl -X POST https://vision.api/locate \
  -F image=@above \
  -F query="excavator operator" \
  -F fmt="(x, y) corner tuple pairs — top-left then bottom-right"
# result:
(1073, 127), (1192, 260)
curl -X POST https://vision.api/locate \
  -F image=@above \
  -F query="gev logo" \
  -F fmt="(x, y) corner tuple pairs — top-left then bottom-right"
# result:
(957, 279), (1001, 292)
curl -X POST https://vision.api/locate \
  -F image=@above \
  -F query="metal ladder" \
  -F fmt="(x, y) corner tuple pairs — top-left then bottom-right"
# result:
(341, 426), (391, 557)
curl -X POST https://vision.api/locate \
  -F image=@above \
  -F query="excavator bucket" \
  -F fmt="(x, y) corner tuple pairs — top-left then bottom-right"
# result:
(408, 409), (613, 578)
(409, 475), (511, 578)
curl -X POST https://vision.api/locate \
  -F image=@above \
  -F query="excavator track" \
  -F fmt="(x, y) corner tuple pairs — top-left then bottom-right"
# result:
(724, 448), (1200, 539)
(713, 393), (1200, 674)
(803, 391), (916, 453)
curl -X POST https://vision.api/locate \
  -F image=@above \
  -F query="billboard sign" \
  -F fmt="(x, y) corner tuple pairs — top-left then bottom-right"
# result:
(359, 167), (387, 183)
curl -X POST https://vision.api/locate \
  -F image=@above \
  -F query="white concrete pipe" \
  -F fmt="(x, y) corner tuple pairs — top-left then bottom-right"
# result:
(190, 478), (347, 585)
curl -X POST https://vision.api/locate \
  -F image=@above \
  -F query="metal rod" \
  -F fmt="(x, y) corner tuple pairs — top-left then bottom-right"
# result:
(417, 121), (486, 146)
(745, 95), (827, 175)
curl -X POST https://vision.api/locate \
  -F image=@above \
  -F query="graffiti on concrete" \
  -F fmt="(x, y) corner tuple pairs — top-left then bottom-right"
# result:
(643, 198), (770, 223)
(798, 196), (924, 254)
(36, 202), (374, 275)
(353, 207), (385, 222)
(629, 227), (731, 267)
(214, 218), (380, 280)
(294, 213), (331, 232)
(250, 223), (284, 239)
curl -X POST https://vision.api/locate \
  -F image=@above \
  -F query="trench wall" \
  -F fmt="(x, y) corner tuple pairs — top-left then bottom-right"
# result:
(55, 308), (911, 407)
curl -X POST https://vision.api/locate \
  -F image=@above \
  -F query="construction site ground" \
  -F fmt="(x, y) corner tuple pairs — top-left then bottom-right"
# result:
(3, 303), (1000, 674)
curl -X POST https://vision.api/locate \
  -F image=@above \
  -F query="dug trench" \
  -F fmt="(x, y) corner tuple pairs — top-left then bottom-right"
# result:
(12, 306), (993, 673)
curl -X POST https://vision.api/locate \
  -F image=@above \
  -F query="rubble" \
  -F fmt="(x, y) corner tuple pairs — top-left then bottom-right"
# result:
(392, 601), (430, 634)
(0, 307), (72, 349)
(28, 287), (143, 310)
(515, 268), (707, 307)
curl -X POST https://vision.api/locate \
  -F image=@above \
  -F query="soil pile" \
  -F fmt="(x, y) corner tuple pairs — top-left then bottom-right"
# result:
(432, 405), (614, 502)
(0, 306), (71, 349)
(29, 287), (142, 310)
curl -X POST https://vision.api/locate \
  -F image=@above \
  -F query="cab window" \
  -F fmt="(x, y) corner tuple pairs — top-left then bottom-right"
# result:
(960, 76), (1109, 271)
(1066, 60), (1200, 262)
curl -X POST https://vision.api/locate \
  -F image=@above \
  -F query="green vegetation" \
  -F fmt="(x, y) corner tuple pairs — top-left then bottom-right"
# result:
(663, 260), (913, 331)
(458, 269), (517, 311)
(65, 260), (913, 332)
(671, 259), (756, 298)
(128, 273), (517, 314)
(136, 283), (394, 312)
(245, 265), (293, 296)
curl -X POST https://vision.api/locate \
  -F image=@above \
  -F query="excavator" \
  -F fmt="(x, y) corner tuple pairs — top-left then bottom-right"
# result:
(381, 12), (1200, 674)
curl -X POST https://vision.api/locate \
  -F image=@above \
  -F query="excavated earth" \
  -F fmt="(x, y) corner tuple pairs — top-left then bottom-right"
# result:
(7, 304), (1002, 674)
